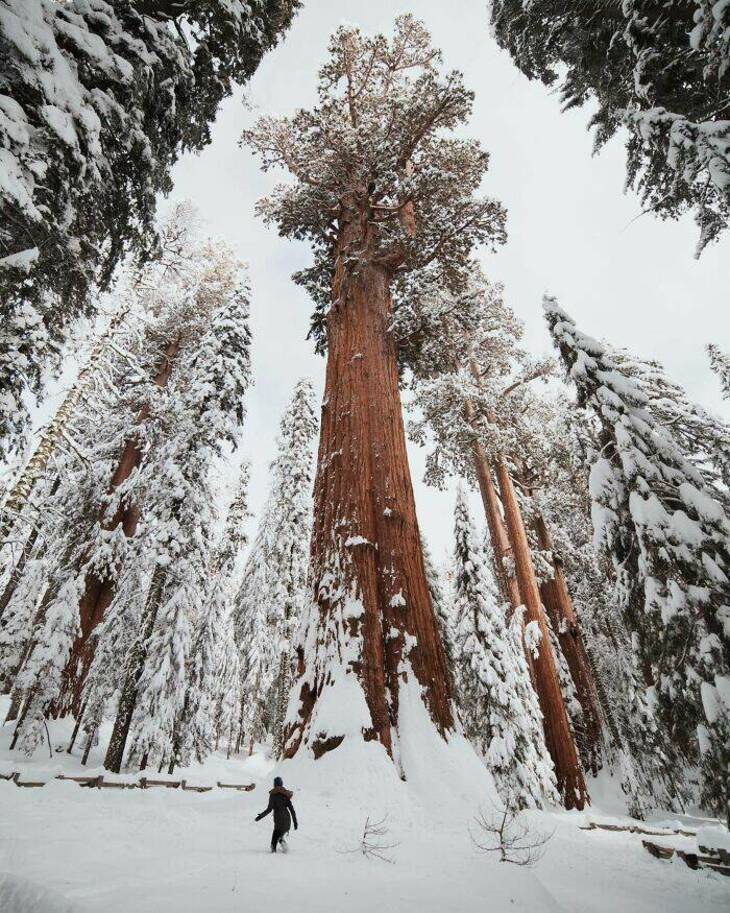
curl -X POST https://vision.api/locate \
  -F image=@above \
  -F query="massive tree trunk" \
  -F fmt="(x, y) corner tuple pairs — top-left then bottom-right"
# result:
(60, 335), (181, 715)
(284, 218), (453, 761)
(533, 512), (604, 774)
(494, 457), (589, 810)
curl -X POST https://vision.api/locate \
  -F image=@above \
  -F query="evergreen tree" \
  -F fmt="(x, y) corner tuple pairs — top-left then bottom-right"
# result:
(708, 345), (730, 401)
(233, 378), (317, 756)
(421, 536), (457, 691)
(243, 17), (507, 762)
(544, 296), (730, 822)
(0, 0), (296, 458)
(171, 460), (252, 769)
(106, 244), (253, 771)
(518, 392), (682, 812)
(401, 269), (588, 808)
(490, 1), (730, 253)
(451, 487), (558, 809)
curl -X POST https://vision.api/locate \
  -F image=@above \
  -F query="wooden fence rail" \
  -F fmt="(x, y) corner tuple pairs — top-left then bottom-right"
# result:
(0, 771), (254, 792)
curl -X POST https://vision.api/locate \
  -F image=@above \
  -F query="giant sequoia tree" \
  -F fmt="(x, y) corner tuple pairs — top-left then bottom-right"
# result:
(490, 1), (730, 254)
(401, 271), (589, 808)
(0, 0), (296, 457)
(243, 16), (506, 761)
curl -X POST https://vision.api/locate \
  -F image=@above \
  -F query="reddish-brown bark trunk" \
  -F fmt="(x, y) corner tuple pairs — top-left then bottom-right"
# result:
(60, 336), (181, 714)
(534, 512), (603, 774)
(285, 217), (453, 760)
(494, 458), (589, 810)
(464, 410), (521, 612)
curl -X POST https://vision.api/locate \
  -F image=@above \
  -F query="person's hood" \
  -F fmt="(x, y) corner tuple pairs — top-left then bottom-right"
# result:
(269, 786), (293, 798)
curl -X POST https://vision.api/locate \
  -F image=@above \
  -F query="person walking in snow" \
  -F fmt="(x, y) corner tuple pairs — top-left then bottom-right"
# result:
(255, 776), (298, 853)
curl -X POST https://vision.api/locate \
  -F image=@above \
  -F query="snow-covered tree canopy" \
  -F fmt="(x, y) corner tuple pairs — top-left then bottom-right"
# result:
(490, 1), (730, 254)
(544, 296), (730, 822)
(241, 14), (507, 352)
(401, 268), (551, 489)
(0, 0), (295, 456)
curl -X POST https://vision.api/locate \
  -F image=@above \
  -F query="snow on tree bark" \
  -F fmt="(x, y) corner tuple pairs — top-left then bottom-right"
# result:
(60, 333), (182, 714)
(494, 456), (589, 810)
(243, 17), (507, 763)
(451, 486), (558, 808)
(288, 253), (454, 757)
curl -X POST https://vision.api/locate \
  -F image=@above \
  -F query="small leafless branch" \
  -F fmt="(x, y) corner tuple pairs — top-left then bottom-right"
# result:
(469, 795), (553, 867)
(339, 813), (400, 863)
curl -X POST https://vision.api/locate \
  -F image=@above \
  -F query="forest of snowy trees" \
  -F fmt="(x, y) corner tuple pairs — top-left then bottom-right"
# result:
(1, 10), (729, 900)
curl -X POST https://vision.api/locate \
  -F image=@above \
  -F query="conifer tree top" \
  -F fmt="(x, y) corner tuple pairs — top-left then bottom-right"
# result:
(241, 15), (507, 351)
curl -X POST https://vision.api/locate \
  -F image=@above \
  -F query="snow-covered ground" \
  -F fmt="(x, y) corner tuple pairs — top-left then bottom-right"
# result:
(1, 695), (728, 913)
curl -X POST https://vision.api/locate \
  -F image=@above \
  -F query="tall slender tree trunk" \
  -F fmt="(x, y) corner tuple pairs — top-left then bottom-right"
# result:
(285, 218), (453, 760)
(0, 307), (129, 546)
(463, 398), (521, 612)
(60, 336), (181, 715)
(533, 512), (603, 774)
(104, 565), (166, 772)
(0, 477), (60, 622)
(494, 457), (589, 809)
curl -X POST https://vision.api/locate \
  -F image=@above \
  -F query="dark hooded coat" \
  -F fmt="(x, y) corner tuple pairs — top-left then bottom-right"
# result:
(256, 787), (297, 833)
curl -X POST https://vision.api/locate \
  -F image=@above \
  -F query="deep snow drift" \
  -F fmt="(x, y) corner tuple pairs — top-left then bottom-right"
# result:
(1, 695), (728, 913)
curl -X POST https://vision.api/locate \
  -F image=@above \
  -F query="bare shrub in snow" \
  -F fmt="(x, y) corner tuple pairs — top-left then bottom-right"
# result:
(470, 795), (553, 866)
(342, 814), (400, 864)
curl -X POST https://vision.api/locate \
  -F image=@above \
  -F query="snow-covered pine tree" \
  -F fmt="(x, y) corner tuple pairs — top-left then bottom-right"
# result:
(708, 345), (730, 401)
(168, 459), (252, 771)
(0, 0), (296, 458)
(3, 459), (106, 752)
(612, 351), (730, 498)
(61, 206), (213, 713)
(400, 270), (588, 808)
(233, 378), (317, 757)
(451, 486), (558, 809)
(544, 296), (730, 822)
(0, 301), (131, 556)
(522, 393), (686, 815)
(490, 1), (730, 254)
(243, 16), (507, 763)
(0, 290), (150, 736)
(421, 537), (457, 692)
(104, 244), (252, 772)
(234, 524), (273, 755)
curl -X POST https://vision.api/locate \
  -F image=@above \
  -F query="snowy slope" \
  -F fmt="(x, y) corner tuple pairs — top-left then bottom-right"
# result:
(1, 696), (728, 913)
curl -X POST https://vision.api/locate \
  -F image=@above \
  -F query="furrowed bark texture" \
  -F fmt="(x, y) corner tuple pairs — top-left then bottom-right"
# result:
(534, 512), (604, 774)
(285, 219), (453, 760)
(495, 458), (589, 810)
(60, 336), (181, 714)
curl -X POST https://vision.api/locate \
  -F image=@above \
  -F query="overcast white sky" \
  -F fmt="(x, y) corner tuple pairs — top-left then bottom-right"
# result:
(166, 0), (725, 564)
